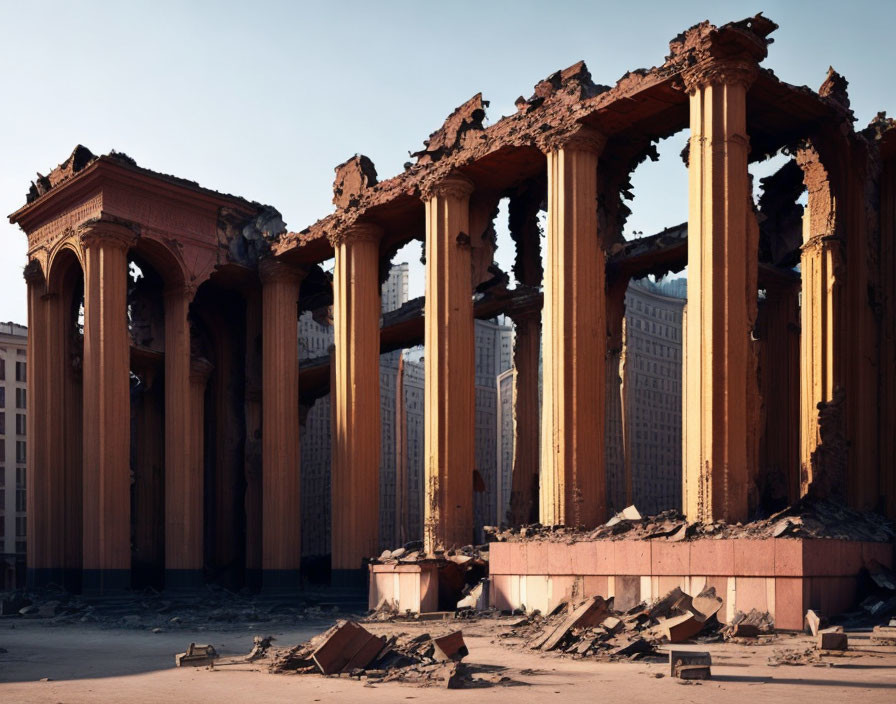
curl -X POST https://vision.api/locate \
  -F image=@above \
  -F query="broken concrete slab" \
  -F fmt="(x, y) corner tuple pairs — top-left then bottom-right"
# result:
(311, 621), (386, 675)
(871, 625), (896, 645)
(541, 596), (609, 651)
(432, 631), (468, 662)
(670, 650), (711, 679)
(175, 643), (218, 668)
(817, 629), (848, 651)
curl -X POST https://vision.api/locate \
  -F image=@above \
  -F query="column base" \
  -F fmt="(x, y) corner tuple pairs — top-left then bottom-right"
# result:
(26, 567), (74, 590)
(81, 569), (131, 595)
(164, 569), (205, 592)
(331, 568), (367, 590)
(262, 569), (301, 594)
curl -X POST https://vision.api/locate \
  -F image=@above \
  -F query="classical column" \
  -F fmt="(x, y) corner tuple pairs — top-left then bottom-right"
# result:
(507, 310), (540, 525)
(331, 223), (383, 583)
(259, 258), (302, 592)
(539, 127), (607, 528)
(682, 59), (760, 523)
(79, 221), (135, 593)
(423, 174), (475, 553)
(24, 262), (56, 587)
(163, 285), (201, 589)
(797, 199), (845, 499)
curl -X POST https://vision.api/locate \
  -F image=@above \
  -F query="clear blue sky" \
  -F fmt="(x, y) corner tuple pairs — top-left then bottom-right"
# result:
(1, 0), (893, 322)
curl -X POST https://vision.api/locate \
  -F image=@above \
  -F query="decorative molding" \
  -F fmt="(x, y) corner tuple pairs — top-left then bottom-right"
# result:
(327, 221), (384, 248)
(77, 217), (138, 252)
(258, 256), (304, 286)
(537, 125), (606, 155)
(682, 58), (759, 94)
(421, 172), (475, 202)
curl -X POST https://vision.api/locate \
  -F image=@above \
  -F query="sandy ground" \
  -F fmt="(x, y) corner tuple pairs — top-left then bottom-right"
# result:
(1, 618), (895, 703)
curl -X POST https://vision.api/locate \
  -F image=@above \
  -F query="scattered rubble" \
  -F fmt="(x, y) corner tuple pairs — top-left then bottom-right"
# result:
(501, 586), (729, 660)
(262, 620), (505, 689)
(485, 499), (896, 544)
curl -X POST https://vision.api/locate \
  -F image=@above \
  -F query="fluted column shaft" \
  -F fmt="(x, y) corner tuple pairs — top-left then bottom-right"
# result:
(260, 259), (301, 591)
(682, 61), (760, 523)
(80, 224), (135, 593)
(163, 286), (201, 588)
(331, 224), (382, 579)
(539, 128), (607, 528)
(423, 174), (475, 553)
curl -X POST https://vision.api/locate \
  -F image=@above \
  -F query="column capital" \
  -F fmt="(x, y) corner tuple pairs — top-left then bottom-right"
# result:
(77, 218), (138, 252)
(258, 257), (304, 287)
(190, 356), (214, 383)
(23, 258), (45, 285)
(163, 281), (197, 303)
(682, 57), (759, 94)
(537, 125), (606, 156)
(327, 221), (383, 248)
(421, 172), (475, 202)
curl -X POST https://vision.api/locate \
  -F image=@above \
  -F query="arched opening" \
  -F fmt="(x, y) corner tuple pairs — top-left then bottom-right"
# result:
(45, 246), (85, 591)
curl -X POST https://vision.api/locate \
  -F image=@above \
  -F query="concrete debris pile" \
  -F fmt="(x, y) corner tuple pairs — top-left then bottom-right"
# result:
(485, 499), (895, 543)
(503, 587), (726, 659)
(721, 609), (775, 641)
(371, 541), (489, 565)
(266, 620), (502, 688)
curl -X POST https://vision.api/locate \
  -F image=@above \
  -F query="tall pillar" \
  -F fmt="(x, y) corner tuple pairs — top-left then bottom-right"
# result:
(798, 202), (845, 499)
(539, 127), (607, 528)
(189, 357), (213, 577)
(259, 258), (302, 592)
(79, 222), (135, 593)
(508, 310), (541, 525)
(331, 223), (382, 583)
(423, 174), (475, 553)
(163, 286), (201, 589)
(682, 59), (760, 523)
(24, 262), (58, 587)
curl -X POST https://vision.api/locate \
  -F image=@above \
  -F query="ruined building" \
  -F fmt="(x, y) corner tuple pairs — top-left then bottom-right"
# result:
(8, 15), (896, 596)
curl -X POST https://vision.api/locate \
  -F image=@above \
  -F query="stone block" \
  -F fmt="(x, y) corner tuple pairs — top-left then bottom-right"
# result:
(547, 542), (574, 575)
(491, 575), (512, 611)
(774, 538), (803, 577)
(775, 577), (807, 630)
(734, 539), (775, 576)
(690, 539), (734, 576)
(614, 540), (650, 575)
(489, 543), (510, 575)
(583, 575), (609, 599)
(613, 574), (641, 611)
(509, 542), (527, 575)
(735, 577), (768, 614)
(652, 542), (690, 576)
(526, 541), (550, 575)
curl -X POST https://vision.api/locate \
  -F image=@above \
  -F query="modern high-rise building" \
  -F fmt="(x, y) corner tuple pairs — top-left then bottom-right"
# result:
(0, 322), (28, 589)
(606, 278), (686, 515)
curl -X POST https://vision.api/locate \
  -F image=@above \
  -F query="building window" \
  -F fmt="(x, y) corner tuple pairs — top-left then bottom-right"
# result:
(16, 516), (26, 537)
(15, 388), (25, 409)
(16, 488), (25, 512)
(16, 413), (25, 436)
(0, 359), (4, 380)
(0, 387), (4, 408)
(0, 411), (4, 435)
(16, 441), (25, 465)
(15, 361), (25, 382)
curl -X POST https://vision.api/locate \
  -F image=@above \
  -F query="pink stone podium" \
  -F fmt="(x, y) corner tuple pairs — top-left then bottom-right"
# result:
(488, 538), (894, 630)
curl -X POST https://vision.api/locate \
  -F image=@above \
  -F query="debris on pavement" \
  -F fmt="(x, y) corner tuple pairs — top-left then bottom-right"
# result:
(175, 643), (218, 668)
(669, 650), (711, 679)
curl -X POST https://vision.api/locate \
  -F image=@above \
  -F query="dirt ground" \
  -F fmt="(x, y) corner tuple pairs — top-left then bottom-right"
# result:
(1, 617), (895, 703)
